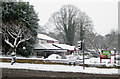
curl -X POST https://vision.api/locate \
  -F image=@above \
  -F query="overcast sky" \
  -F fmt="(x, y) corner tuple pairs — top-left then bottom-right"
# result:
(24, 0), (118, 36)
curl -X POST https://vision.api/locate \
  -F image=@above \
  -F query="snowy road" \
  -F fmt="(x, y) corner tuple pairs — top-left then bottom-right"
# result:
(0, 62), (119, 75)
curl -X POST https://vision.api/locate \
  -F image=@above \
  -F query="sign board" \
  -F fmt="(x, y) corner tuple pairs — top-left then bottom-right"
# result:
(100, 50), (111, 59)
(100, 50), (111, 63)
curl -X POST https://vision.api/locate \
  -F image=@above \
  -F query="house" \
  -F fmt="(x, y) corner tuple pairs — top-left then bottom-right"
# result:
(52, 43), (75, 54)
(34, 34), (66, 58)
(33, 34), (75, 58)
(37, 34), (59, 44)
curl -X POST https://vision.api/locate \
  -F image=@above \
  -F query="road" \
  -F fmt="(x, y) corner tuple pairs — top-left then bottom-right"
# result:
(1, 68), (119, 79)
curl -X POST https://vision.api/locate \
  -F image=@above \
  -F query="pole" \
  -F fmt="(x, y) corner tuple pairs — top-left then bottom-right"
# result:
(114, 48), (116, 64)
(83, 42), (85, 70)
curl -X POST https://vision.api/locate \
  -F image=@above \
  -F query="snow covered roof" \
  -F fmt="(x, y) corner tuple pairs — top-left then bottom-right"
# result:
(34, 44), (45, 49)
(34, 44), (60, 50)
(52, 44), (75, 51)
(34, 44), (67, 52)
(37, 34), (58, 42)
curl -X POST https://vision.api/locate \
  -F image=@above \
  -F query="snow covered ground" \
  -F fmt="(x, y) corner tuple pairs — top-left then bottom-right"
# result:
(0, 62), (119, 75)
(0, 55), (119, 75)
(0, 55), (119, 66)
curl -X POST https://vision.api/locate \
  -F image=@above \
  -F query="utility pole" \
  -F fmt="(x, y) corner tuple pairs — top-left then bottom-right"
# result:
(114, 48), (116, 64)
(78, 24), (85, 69)
(82, 41), (85, 70)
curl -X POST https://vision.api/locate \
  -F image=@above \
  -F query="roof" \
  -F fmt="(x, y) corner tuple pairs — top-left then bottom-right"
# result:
(34, 44), (60, 50)
(34, 44), (67, 52)
(52, 44), (75, 51)
(37, 34), (58, 42)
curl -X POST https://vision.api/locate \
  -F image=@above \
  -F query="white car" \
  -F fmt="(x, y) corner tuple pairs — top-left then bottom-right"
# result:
(79, 53), (90, 59)
(46, 54), (62, 59)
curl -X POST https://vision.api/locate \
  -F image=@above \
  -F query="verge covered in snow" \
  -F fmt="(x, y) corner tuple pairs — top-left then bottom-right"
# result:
(0, 62), (118, 75)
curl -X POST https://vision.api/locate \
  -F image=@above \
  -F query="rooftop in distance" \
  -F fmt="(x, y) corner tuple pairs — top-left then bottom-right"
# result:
(37, 34), (58, 42)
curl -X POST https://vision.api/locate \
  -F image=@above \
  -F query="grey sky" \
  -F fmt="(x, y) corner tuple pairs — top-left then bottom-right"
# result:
(24, 0), (118, 36)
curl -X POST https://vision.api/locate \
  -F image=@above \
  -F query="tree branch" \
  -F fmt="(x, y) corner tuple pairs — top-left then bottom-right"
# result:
(16, 37), (31, 48)
(7, 29), (15, 39)
(5, 39), (14, 48)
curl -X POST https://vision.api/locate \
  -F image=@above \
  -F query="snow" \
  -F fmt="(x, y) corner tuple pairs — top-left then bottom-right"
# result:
(37, 34), (58, 42)
(53, 44), (75, 51)
(0, 55), (44, 60)
(0, 62), (118, 74)
(40, 44), (61, 49)
(34, 43), (60, 50)
(0, 55), (119, 75)
(46, 54), (62, 59)
(34, 43), (67, 52)
(66, 54), (78, 62)
(0, 55), (119, 66)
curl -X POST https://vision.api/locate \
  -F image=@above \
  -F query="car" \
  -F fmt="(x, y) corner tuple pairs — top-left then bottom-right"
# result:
(90, 53), (100, 58)
(46, 54), (62, 59)
(80, 52), (90, 59)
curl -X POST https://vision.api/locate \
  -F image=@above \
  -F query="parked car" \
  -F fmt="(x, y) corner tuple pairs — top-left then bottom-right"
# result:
(46, 54), (62, 59)
(90, 53), (100, 58)
(80, 52), (90, 59)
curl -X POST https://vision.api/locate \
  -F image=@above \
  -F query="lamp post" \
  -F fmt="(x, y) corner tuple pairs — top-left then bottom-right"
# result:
(114, 48), (116, 64)
(82, 41), (85, 70)
(79, 25), (85, 69)
(23, 46), (26, 54)
(23, 46), (27, 57)
(23, 47), (26, 50)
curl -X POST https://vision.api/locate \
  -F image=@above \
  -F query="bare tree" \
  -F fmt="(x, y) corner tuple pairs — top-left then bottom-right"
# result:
(48, 5), (93, 46)
(84, 29), (100, 52)
(103, 30), (118, 50)
(49, 5), (79, 45)
(2, 21), (31, 65)
(85, 29), (118, 52)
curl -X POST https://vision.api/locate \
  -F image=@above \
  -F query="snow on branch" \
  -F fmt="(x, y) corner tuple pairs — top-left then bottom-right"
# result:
(16, 37), (31, 48)
(2, 21), (32, 48)
(5, 39), (14, 48)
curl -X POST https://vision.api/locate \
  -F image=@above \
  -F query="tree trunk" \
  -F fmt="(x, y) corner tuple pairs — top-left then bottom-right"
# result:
(11, 47), (16, 65)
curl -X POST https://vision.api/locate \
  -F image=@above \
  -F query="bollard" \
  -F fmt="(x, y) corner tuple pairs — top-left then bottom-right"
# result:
(73, 62), (76, 66)
(69, 62), (71, 66)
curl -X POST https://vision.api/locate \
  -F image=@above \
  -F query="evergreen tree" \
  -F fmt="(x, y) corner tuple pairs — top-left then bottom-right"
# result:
(2, 2), (39, 57)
